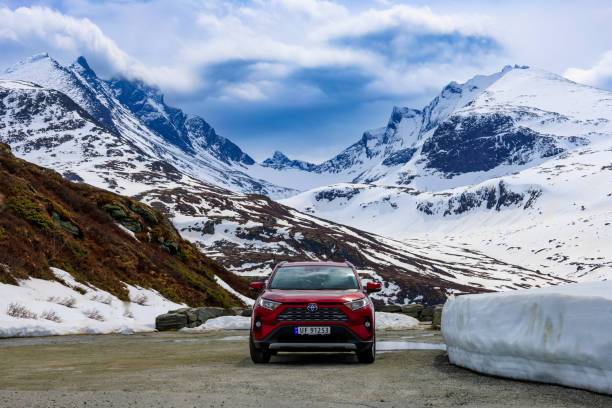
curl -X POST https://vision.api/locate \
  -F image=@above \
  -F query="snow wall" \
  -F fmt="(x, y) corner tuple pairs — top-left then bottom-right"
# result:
(442, 281), (612, 395)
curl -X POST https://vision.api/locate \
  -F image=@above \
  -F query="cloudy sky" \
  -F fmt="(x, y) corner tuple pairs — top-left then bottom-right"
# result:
(1, 0), (611, 162)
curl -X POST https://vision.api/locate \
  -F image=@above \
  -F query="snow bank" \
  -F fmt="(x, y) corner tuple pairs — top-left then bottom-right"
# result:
(375, 312), (419, 330)
(442, 281), (612, 395)
(214, 275), (254, 306)
(181, 315), (251, 332)
(0, 268), (184, 338)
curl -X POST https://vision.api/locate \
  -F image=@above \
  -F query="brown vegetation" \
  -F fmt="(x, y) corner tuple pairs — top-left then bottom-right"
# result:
(0, 142), (249, 307)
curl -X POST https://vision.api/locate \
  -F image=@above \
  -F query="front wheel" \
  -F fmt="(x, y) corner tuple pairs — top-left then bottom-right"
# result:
(250, 334), (271, 364)
(356, 338), (376, 364)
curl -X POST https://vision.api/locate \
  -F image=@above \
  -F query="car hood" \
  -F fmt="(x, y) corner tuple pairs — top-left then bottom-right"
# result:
(262, 289), (365, 304)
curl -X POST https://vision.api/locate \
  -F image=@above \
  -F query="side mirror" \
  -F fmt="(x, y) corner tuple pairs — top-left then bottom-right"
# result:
(365, 281), (381, 293)
(249, 282), (265, 292)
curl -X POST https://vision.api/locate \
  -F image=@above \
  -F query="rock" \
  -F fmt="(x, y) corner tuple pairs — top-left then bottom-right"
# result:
(420, 306), (435, 321)
(202, 220), (215, 234)
(240, 308), (253, 317)
(195, 307), (230, 322)
(160, 239), (179, 254)
(231, 307), (245, 316)
(433, 305), (444, 330)
(131, 204), (158, 225)
(101, 203), (127, 219)
(120, 218), (143, 233)
(401, 304), (424, 318)
(186, 309), (198, 323)
(168, 307), (190, 314)
(155, 313), (188, 331)
(51, 212), (81, 236)
(379, 304), (402, 313)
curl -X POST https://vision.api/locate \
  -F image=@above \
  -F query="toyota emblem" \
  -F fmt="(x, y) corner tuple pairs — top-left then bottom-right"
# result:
(307, 303), (318, 312)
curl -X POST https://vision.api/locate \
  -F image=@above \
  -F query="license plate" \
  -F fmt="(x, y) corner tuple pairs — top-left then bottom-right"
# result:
(294, 326), (330, 335)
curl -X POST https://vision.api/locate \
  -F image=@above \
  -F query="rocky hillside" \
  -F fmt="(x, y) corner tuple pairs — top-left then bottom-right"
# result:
(0, 142), (249, 307)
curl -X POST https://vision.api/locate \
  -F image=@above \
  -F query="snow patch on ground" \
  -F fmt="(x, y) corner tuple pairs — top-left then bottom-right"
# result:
(181, 315), (251, 332)
(375, 312), (420, 330)
(442, 281), (612, 395)
(0, 268), (184, 338)
(377, 341), (446, 351)
(214, 275), (254, 306)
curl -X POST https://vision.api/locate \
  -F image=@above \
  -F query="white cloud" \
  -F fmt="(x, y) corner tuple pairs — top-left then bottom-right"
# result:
(0, 2), (499, 102)
(564, 50), (612, 87)
(0, 6), (195, 90)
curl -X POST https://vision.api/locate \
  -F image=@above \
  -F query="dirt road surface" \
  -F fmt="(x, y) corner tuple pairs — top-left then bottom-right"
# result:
(0, 329), (610, 407)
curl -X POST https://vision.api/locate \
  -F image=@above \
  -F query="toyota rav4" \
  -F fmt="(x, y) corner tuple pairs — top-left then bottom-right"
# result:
(249, 261), (381, 364)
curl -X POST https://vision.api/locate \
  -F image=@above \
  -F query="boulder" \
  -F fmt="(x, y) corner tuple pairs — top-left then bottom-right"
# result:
(240, 308), (253, 317)
(420, 306), (436, 321)
(379, 304), (402, 313)
(195, 307), (231, 322)
(168, 307), (191, 314)
(155, 313), (188, 331)
(401, 304), (424, 318)
(186, 309), (198, 323)
(433, 305), (444, 330)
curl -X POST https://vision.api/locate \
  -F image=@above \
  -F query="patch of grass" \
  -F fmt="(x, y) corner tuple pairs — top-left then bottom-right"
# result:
(6, 197), (55, 233)
(0, 226), (6, 241)
(160, 288), (181, 304)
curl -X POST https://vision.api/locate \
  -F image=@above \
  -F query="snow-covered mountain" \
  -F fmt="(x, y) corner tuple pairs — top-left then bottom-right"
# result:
(279, 66), (612, 280)
(0, 73), (567, 305)
(1, 54), (293, 198)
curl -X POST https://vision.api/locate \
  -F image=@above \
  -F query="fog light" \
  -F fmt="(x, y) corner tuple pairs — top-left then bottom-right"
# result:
(255, 320), (262, 329)
(364, 321), (371, 328)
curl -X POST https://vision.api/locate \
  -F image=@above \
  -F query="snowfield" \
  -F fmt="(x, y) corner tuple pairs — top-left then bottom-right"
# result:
(375, 312), (420, 330)
(0, 268), (184, 338)
(442, 281), (612, 395)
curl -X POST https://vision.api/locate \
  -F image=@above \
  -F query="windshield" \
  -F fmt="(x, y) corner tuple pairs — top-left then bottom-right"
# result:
(269, 266), (359, 290)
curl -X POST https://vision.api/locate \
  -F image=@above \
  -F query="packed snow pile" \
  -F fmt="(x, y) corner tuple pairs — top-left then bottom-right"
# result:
(181, 315), (251, 332)
(375, 312), (419, 330)
(0, 268), (184, 338)
(442, 281), (612, 395)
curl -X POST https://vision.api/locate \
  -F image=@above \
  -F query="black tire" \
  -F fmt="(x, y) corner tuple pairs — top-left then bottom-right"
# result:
(356, 338), (376, 364)
(250, 334), (271, 364)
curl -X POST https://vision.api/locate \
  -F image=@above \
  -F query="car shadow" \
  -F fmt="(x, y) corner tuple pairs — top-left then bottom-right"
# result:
(271, 352), (360, 365)
(236, 352), (360, 366)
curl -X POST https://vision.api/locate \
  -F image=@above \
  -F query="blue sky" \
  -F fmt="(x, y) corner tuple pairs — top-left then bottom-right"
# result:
(1, 1), (612, 162)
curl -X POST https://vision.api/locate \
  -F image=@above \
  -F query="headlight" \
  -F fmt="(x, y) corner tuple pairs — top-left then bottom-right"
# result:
(344, 297), (368, 311)
(257, 297), (281, 311)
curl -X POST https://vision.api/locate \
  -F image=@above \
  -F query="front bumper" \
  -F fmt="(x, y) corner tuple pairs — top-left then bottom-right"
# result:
(253, 324), (373, 353)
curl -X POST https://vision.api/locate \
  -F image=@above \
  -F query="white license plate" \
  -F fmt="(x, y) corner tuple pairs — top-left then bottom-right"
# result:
(294, 326), (330, 335)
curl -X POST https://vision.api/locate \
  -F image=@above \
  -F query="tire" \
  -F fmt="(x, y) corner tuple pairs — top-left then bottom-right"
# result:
(250, 334), (271, 364)
(356, 338), (376, 364)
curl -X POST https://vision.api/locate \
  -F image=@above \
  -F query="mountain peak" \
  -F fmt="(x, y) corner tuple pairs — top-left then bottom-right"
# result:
(262, 151), (316, 171)
(272, 150), (289, 160)
(3, 53), (58, 75)
(27, 53), (50, 62)
(73, 56), (97, 78)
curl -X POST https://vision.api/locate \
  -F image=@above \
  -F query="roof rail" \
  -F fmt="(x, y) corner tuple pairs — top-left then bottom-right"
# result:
(345, 261), (355, 269)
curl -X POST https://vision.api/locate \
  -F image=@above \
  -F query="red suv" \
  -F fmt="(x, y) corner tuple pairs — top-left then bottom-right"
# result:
(249, 261), (381, 364)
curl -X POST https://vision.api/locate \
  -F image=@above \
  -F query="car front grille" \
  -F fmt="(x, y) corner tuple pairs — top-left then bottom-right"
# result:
(277, 307), (349, 322)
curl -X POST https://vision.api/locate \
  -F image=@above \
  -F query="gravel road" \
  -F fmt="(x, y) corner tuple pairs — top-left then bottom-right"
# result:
(0, 329), (610, 407)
